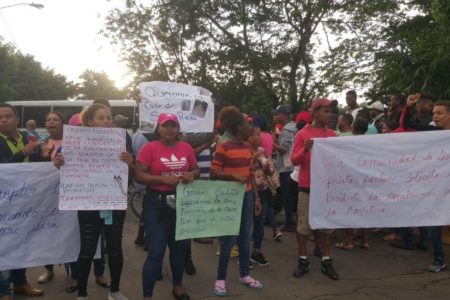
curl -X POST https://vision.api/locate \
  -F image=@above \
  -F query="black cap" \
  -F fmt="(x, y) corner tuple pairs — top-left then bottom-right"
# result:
(274, 105), (291, 115)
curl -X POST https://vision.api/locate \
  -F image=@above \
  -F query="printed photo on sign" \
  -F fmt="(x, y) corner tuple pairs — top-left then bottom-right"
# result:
(192, 100), (208, 118)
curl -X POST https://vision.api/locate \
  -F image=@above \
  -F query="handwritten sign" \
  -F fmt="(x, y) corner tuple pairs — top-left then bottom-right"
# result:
(59, 125), (128, 210)
(139, 81), (214, 133)
(310, 130), (450, 229)
(0, 162), (81, 270)
(175, 181), (245, 241)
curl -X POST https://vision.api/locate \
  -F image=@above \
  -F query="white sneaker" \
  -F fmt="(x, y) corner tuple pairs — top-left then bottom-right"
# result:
(108, 291), (128, 300)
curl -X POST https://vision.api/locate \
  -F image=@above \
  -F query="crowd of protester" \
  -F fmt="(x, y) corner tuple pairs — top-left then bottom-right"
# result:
(0, 90), (449, 300)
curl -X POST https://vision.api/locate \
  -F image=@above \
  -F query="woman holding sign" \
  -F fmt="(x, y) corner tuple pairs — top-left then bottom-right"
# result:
(54, 104), (133, 300)
(210, 106), (263, 297)
(134, 113), (199, 300)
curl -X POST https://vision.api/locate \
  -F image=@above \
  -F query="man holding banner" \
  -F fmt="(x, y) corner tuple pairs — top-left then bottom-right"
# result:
(0, 103), (43, 298)
(290, 98), (339, 280)
(425, 100), (450, 273)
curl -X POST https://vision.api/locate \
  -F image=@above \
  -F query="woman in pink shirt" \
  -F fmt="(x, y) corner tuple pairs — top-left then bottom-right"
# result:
(134, 113), (199, 300)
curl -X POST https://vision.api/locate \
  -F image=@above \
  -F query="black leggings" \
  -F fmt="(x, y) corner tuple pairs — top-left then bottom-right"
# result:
(77, 210), (126, 297)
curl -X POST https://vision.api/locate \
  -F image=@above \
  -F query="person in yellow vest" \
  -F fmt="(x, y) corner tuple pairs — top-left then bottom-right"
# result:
(0, 103), (43, 299)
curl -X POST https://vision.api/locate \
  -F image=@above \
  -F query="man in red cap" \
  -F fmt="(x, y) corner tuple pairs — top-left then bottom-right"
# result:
(290, 98), (339, 280)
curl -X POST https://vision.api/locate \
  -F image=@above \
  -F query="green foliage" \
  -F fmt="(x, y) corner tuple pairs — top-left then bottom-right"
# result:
(76, 70), (126, 100)
(103, 0), (399, 114)
(0, 40), (75, 101)
(369, 0), (450, 101)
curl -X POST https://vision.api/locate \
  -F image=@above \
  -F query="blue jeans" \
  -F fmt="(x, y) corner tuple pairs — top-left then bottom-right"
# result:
(142, 191), (188, 297)
(253, 189), (274, 252)
(429, 227), (444, 261)
(397, 227), (428, 246)
(217, 191), (254, 280)
(11, 268), (26, 286)
(0, 271), (11, 297)
(279, 172), (294, 227)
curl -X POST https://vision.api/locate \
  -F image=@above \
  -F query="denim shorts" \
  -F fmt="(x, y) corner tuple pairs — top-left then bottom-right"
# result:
(0, 270), (11, 296)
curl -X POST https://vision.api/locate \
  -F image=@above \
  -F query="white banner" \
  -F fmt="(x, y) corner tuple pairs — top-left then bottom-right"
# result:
(0, 162), (80, 270)
(139, 81), (214, 133)
(310, 130), (450, 229)
(59, 125), (128, 210)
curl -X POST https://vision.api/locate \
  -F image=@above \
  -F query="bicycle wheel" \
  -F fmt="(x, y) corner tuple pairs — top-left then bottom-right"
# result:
(129, 191), (144, 220)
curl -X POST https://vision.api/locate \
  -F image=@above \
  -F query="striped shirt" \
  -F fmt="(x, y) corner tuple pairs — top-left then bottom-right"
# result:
(197, 148), (211, 179)
(211, 141), (252, 191)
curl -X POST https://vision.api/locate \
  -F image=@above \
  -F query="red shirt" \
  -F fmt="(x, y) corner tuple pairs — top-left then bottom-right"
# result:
(291, 124), (336, 188)
(137, 140), (197, 192)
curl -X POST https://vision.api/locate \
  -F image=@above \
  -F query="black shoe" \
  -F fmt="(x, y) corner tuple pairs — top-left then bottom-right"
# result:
(321, 259), (339, 280)
(292, 258), (309, 278)
(390, 241), (415, 250)
(250, 252), (270, 267)
(185, 259), (196, 275)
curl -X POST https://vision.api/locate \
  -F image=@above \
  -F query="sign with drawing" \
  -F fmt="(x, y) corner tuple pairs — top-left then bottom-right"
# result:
(139, 81), (214, 133)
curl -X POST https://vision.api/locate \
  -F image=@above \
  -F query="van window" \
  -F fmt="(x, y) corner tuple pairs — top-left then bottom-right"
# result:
(23, 106), (50, 128)
(53, 106), (85, 122)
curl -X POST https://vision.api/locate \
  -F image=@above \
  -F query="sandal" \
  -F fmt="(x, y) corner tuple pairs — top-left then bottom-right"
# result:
(335, 242), (354, 251)
(214, 280), (226, 297)
(239, 276), (263, 289)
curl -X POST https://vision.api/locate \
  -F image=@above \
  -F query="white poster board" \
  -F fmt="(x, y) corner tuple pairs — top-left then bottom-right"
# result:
(310, 130), (450, 229)
(139, 81), (214, 133)
(0, 162), (80, 270)
(59, 125), (128, 210)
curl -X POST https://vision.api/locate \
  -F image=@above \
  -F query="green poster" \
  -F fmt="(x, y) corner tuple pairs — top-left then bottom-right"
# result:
(175, 180), (246, 241)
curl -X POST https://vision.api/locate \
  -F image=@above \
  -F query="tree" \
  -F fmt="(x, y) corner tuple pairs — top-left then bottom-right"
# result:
(0, 39), (76, 101)
(76, 70), (126, 99)
(367, 0), (450, 101)
(104, 0), (399, 113)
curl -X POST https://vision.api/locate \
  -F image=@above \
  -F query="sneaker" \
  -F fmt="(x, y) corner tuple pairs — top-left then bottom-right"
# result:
(427, 259), (446, 273)
(292, 258), (309, 278)
(321, 259), (339, 280)
(108, 291), (129, 300)
(77, 297), (88, 300)
(250, 253), (270, 267)
(185, 259), (197, 275)
(272, 229), (283, 241)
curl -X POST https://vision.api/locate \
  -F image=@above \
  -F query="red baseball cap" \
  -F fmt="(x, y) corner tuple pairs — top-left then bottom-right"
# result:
(295, 111), (312, 124)
(309, 98), (334, 112)
(157, 113), (179, 125)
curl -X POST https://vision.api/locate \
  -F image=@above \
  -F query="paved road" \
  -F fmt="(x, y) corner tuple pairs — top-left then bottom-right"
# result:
(18, 211), (450, 300)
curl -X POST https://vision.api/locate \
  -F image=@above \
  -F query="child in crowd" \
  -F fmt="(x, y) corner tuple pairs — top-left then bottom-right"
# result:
(210, 106), (263, 297)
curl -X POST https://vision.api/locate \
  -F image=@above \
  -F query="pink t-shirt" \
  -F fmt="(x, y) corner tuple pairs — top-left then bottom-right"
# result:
(137, 141), (197, 192)
(260, 132), (273, 157)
